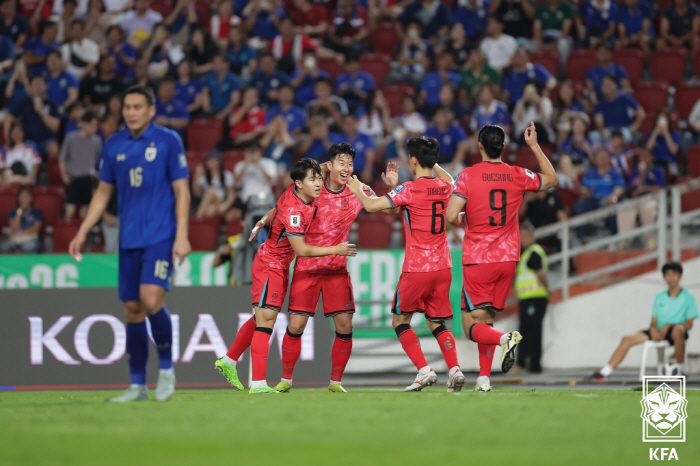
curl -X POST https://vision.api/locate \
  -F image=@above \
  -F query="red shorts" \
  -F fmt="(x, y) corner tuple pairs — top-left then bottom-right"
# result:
(391, 269), (453, 322)
(288, 271), (355, 317)
(251, 256), (290, 311)
(461, 262), (516, 313)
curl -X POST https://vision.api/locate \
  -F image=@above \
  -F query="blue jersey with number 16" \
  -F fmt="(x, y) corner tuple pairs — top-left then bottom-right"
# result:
(99, 123), (189, 249)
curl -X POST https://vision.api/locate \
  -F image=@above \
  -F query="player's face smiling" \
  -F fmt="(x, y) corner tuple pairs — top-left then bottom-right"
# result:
(328, 154), (354, 187)
(122, 94), (156, 136)
(297, 170), (323, 201)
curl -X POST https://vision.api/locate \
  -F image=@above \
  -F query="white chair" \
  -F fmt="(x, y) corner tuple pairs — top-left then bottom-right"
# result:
(639, 340), (687, 381)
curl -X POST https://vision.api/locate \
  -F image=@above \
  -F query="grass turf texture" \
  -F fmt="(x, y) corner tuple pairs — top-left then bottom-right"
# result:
(1, 388), (699, 466)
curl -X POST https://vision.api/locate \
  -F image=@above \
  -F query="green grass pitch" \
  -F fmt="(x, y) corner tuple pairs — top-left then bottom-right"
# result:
(1, 388), (698, 466)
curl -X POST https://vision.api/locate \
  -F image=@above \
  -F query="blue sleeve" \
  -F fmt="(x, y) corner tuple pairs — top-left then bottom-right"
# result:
(398, 3), (417, 24)
(364, 134), (376, 149)
(99, 143), (115, 184)
(166, 133), (189, 182)
(581, 171), (595, 189)
(68, 74), (79, 88)
(176, 102), (189, 120)
(625, 95), (639, 110)
(33, 210), (44, 225)
(334, 74), (346, 92)
(613, 170), (626, 188)
(230, 74), (241, 91)
(419, 74), (431, 92)
(617, 64), (628, 80)
(609, 4), (619, 22)
(537, 65), (553, 84)
(651, 294), (661, 318)
(365, 73), (376, 90)
(655, 167), (666, 188)
(594, 102), (603, 116)
(454, 125), (467, 141)
(17, 17), (29, 35)
(264, 107), (276, 124)
(672, 131), (681, 147)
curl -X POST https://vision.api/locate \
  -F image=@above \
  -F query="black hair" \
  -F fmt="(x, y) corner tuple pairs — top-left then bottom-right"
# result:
(64, 0), (78, 5)
(46, 49), (62, 61)
(212, 51), (227, 61)
(291, 158), (322, 183)
(9, 122), (26, 147)
(595, 41), (613, 52)
(434, 104), (453, 117)
(122, 84), (156, 107)
(81, 111), (97, 123)
(259, 51), (275, 60)
(278, 83), (294, 93)
(246, 141), (262, 151)
(328, 142), (356, 162)
(16, 185), (34, 207)
(406, 136), (439, 169)
(41, 20), (57, 34)
(204, 151), (225, 193)
(314, 76), (332, 87)
(158, 76), (177, 87)
(345, 51), (361, 63)
(610, 129), (624, 139)
(29, 74), (45, 84)
(406, 19), (422, 29)
(478, 125), (506, 159)
(70, 18), (86, 29)
(662, 262), (683, 275)
(601, 74), (617, 85)
(280, 15), (296, 26)
(106, 25), (124, 37)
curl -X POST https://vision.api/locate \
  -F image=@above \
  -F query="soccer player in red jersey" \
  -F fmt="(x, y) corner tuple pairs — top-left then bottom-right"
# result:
(347, 136), (467, 392)
(446, 123), (558, 392)
(271, 143), (400, 393)
(215, 158), (356, 393)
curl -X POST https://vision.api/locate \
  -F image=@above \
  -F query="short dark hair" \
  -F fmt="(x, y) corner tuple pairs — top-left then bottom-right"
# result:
(601, 74), (617, 86)
(41, 20), (57, 33)
(328, 142), (355, 162)
(158, 76), (176, 87)
(314, 76), (332, 87)
(278, 83), (294, 93)
(478, 125), (506, 159)
(595, 41), (613, 52)
(70, 18), (86, 29)
(406, 136), (440, 169)
(610, 129), (624, 139)
(259, 51), (275, 60)
(280, 15), (296, 26)
(81, 111), (97, 123)
(662, 262), (683, 275)
(29, 74), (45, 84)
(46, 49), (62, 60)
(123, 84), (156, 107)
(291, 158), (322, 182)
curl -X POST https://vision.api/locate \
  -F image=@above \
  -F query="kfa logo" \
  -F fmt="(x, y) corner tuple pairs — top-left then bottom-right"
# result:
(641, 376), (687, 442)
(649, 448), (679, 461)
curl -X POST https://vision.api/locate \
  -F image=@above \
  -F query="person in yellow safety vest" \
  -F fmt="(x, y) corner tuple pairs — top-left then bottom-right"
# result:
(513, 221), (549, 373)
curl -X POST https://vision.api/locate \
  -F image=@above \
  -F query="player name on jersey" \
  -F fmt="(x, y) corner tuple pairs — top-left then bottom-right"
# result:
(482, 173), (514, 182)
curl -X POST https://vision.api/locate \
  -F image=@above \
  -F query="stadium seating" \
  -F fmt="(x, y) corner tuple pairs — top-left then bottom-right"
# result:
(33, 186), (65, 229)
(531, 49), (560, 77)
(650, 47), (687, 85)
(226, 219), (243, 237)
(46, 158), (63, 186)
(0, 188), (16, 228)
(357, 215), (393, 249)
(694, 49), (700, 78)
(687, 145), (700, 178)
(317, 58), (344, 80)
(633, 81), (669, 114)
(52, 219), (82, 253)
(371, 22), (400, 56)
(222, 150), (245, 173)
(150, 0), (172, 16)
(565, 49), (597, 84)
(641, 111), (678, 135)
(360, 53), (392, 86)
(187, 119), (223, 153)
(674, 84), (700, 120)
(514, 148), (540, 172)
(382, 84), (415, 116)
(186, 151), (206, 175)
(611, 49), (644, 87)
(188, 217), (220, 251)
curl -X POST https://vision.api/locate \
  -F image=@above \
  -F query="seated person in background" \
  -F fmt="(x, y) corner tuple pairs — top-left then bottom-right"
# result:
(556, 113), (594, 183)
(458, 47), (501, 107)
(187, 28), (218, 75)
(588, 262), (698, 382)
(431, 83), (469, 122)
(454, 0), (491, 47)
(125, 57), (158, 89)
(45, 50), (79, 115)
(512, 81), (554, 146)
(249, 52), (288, 109)
(501, 47), (556, 107)
(260, 114), (295, 189)
(425, 105), (468, 175)
(357, 89), (392, 146)
(593, 75), (645, 144)
(60, 18), (100, 81)
(617, 148), (665, 250)
(265, 84), (305, 137)
(616, 0), (654, 56)
(385, 19), (431, 87)
(326, 0), (370, 56)
(519, 189), (567, 251)
(645, 109), (682, 175)
(552, 80), (587, 146)
(1, 123), (41, 186)
(585, 42), (632, 105)
(290, 48), (331, 106)
(106, 25), (137, 79)
(286, 0), (328, 39)
(226, 87), (266, 148)
(5, 75), (60, 160)
(576, 0), (618, 47)
(435, 23), (471, 69)
(304, 76), (349, 130)
(268, 16), (340, 76)
(242, 0), (283, 42)
(607, 130), (634, 179)
(0, 186), (43, 254)
(418, 52), (460, 115)
(572, 147), (626, 239)
(24, 20), (58, 76)
(232, 142), (277, 218)
(480, 16), (518, 72)
(193, 151), (237, 220)
(386, 96), (429, 181)
(79, 54), (127, 116)
(334, 53), (376, 112)
(298, 112), (345, 161)
(657, 0), (700, 53)
(209, 0), (240, 46)
(491, 0), (536, 48)
(339, 113), (376, 183)
(174, 59), (204, 114)
(202, 53), (241, 120)
(534, 0), (575, 65)
(60, 112), (101, 220)
(0, 0), (28, 50)
(468, 83), (510, 155)
(121, 0), (163, 49)
(155, 77), (190, 139)
(398, 0), (453, 42)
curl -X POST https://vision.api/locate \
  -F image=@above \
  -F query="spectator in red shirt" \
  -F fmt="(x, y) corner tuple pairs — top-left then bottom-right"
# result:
(270, 15), (341, 75)
(287, 0), (328, 38)
(327, 0), (369, 55)
(209, 0), (242, 46)
(227, 87), (267, 148)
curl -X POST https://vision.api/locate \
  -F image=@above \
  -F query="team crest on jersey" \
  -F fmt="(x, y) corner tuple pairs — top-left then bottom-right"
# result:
(145, 144), (157, 162)
(290, 215), (300, 227)
(341, 197), (349, 210)
(271, 291), (279, 303)
(388, 184), (406, 198)
(525, 169), (536, 179)
(179, 153), (187, 168)
(116, 154), (126, 161)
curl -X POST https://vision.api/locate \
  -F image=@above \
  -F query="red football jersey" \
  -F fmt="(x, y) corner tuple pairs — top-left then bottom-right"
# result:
(385, 176), (453, 273)
(453, 161), (542, 264)
(295, 178), (371, 273)
(257, 185), (314, 270)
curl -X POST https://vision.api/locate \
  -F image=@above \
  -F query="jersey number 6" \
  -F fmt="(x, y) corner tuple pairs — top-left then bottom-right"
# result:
(431, 201), (445, 235)
(489, 189), (507, 227)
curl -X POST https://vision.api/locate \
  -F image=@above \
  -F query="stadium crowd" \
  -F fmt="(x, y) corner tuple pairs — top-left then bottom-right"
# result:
(1, 0), (700, 255)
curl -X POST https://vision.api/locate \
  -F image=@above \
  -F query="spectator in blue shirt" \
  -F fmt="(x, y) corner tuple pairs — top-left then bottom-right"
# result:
(242, 0), (282, 40)
(557, 114), (594, 182)
(175, 59), (204, 114)
(106, 26), (137, 79)
(501, 48), (557, 106)
(249, 51), (289, 110)
(298, 112), (345, 162)
(593, 75), (645, 143)
(45, 50), (79, 114)
(576, 0), (618, 47)
(553, 79), (587, 143)
(0, 31), (13, 89)
(226, 24), (258, 76)
(0, 186), (43, 254)
(24, 20), (58, 76)
(202, 53), (241, 119)
(425, 105), (468, 173)
(454, 0), (490, 43)
(469, 83), (511, 148)
(385, 20), (432, 87)
(339, 114), (376, 182)
(0, 0), (28, 49)
(572, 147), (626, 239)
(645, 109), (682, 172)
(155, 78), (190, 139)
(419, 52), (460, 114)
(334, 54), (376, 112)
(290, 49), (331, 106)
(265, 84), (305, 137)
(398, 0), (453, 40)
(585, 43), (632, 102)
(616, 0), (654, 55)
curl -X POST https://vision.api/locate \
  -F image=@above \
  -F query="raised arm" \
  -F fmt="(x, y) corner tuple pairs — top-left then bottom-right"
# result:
(432, 163), (453, 183)
(523, 122), (558, 191)
(346, 174), (393, 212)
(68, 181), (114, 259)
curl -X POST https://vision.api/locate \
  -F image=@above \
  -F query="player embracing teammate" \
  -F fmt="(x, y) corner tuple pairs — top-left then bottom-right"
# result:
(446, 123), (558, 391)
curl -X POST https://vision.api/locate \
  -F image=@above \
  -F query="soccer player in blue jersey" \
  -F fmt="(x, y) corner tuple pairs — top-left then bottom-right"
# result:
(69, 85), (191, 402)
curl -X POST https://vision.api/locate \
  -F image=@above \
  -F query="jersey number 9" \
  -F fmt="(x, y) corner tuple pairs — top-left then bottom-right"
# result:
(154, 260), (169, 280)
(489, 189), (507, 227)
(130, 167), (143, 187)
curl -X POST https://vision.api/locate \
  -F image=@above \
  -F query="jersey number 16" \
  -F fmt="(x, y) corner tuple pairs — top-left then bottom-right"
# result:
(130, 167), (143, 187)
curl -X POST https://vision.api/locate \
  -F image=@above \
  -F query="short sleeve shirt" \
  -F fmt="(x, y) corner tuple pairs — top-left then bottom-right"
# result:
(652, 289), (699, 329)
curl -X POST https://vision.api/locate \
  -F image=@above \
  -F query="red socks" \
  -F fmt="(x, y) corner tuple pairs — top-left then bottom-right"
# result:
(470, 323), (504, 346)
(432, 325), (459, 370)
(281, 328), (302, 380)
(395, 324), (428, 370)
(226, 316), (256, 361)
(478, 343), (496, 377)
(251, 327), (273, 381)
(331, 332), (353, 381)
